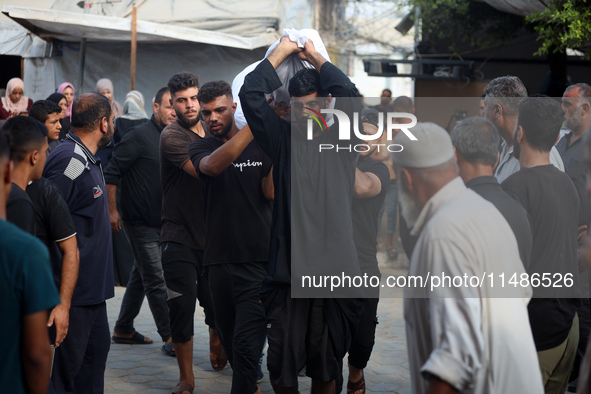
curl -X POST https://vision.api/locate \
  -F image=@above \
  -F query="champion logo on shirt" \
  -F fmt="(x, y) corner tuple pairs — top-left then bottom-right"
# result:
(232, 160), (263, 172)
(93, 185), (103, 198)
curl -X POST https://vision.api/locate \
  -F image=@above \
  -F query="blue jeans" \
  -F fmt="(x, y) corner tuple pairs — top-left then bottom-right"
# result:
(378, 180), (398, 235)
(114, 224), (171, 341)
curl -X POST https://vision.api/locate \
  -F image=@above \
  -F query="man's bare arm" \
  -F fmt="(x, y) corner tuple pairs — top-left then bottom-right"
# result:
(48, 235), (79, 347)
(182, 160), (199, 179)
(199, 126), (254, 177)
(23, 310), (52, 394)
(296, 39), (328, 71)
(262, 166), (274, 200)
(426, 376), (459, 394)
(354, 168), (382, 198)
(267, 37), (302, 69)
(107, 184), (121, 232)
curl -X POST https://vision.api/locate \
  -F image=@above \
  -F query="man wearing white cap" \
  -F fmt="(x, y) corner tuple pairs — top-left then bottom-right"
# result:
(393, 122), (543, 393)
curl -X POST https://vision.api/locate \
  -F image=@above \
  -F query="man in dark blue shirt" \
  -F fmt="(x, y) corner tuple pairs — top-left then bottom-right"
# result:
(43, 92), (115, 394)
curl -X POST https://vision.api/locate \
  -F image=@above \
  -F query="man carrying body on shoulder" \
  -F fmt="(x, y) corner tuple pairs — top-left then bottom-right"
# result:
(240, 37), (363, 393)
(106, 87), (175, 354)
(43, 92), (115, 394)
(29, 100), (62, 153)
(0, 127), (61, 394)
(189, 80), (272, 394)
(5, 116), (48, 233)
(160, 72), (221, 394)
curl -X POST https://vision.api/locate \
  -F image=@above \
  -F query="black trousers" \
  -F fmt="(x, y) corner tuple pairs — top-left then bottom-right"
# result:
(49, 303), (110, 394)
(162, 241), (216, 343)
(208, 261), (267, 394)
(348, 297), (379, 370)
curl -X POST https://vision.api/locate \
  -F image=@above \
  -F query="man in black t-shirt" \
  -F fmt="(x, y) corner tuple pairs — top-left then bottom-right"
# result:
(502, 97), (580, 394)
(189, 81), (272, 394)
(3, 116), (48, 234)
(346, 111), (389, 393)
(26, 176), (79, 349)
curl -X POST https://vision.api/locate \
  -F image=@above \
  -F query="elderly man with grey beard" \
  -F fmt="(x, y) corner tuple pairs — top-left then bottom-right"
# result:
(556, 83), (591, 392)
(394, 122), (543, 394)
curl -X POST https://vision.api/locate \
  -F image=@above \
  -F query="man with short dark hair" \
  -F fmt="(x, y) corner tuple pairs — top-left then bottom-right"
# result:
(503, 97), (580, 394)
(4, 116), (48, 233)
(106, 87), (175, 353)
(483, 75), (563, 182)
(451, 116), (532, 269)
(372, 88), (393, 113)
(189, 80), (272, 394)
(29, 100), (62, 152)
(6, 116), (79, 352)
(0, 126), (61, 394)
(43, 92), (115, 394)
(160, 72), (220, 393)
(240, 37), (363, 393)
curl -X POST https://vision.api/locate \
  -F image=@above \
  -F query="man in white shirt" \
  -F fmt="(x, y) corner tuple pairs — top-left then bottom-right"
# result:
(393, 122), (543, 394)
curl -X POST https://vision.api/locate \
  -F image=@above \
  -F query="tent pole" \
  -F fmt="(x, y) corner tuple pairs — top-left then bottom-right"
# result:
(78, 38), (87, 94)
(130, 6), (137, 91)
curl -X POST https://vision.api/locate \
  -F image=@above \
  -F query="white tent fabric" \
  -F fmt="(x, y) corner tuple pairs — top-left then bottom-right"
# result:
(0, 20), (47, 57)
(0, 0), (311, 104)
(2, 6), (279, 49)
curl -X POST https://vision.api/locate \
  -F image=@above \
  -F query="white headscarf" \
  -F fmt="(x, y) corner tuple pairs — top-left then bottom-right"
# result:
(2, 78), (29, 114)
(120, 90), (148, 120)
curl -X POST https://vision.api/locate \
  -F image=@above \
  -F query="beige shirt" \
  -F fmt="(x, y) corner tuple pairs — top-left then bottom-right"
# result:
(404, 177), (543, 394)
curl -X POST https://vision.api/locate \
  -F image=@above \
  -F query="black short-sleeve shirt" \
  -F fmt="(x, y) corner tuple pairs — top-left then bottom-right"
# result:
(26, 177), (76, 245)
(352, 156), (389, 275)
(502, 165), (579, 351)
(7, 183), (35, 234)
(189, 136), (272, 265)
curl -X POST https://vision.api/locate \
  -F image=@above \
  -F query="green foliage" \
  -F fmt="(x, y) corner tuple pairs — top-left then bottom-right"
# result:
(526, 0), (591, 59)
(402, 0), (525, 54)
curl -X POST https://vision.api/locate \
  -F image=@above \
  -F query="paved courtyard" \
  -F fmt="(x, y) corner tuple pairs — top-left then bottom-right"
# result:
(105, 248), (411, 393)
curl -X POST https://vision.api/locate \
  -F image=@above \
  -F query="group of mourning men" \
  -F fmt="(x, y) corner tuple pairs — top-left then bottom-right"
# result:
(3, 32), (591, 394)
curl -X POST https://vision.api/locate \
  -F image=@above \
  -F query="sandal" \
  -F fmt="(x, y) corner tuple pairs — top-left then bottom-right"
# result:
(347, 370), (366, 394)
(171, 381), (194, 394)
(162, 341), (176, 357)
(387, 248), (398, 260)
(209, 328), (228, 371)
(111, 331), (153, 344)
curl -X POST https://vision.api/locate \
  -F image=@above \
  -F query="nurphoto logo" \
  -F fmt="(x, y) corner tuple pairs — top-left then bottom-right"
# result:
(306, 108), (418, 153)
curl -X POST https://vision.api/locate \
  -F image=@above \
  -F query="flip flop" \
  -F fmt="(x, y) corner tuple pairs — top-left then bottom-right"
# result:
(387, 248), (398, 260)
(347, 370), (366, 394)
(111, 331), (153, 345)
(162, 341), (176, 357)
(171, 381), (194, 394)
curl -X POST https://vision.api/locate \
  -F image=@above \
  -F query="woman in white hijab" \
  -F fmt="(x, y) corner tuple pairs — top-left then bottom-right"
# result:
(114, 90), (149, 143)
(1, 78), (33, 120)
(95, 78), (124, 119)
